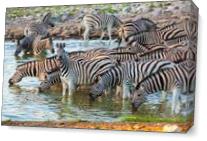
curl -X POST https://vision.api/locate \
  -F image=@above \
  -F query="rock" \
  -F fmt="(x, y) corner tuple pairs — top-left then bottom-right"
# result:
(122, 6), (131, 14)
(151, 8), (163, 17)
(60, 13), (70, 22)
(162, 124), (181, 132)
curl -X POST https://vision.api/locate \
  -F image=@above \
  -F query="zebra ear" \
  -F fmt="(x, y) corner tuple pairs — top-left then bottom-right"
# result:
(42, 12), (52, 23)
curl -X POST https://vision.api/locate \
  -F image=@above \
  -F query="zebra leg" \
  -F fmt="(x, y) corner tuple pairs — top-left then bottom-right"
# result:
(61, 80), (68, 97)
(122, 82), (131, 99)
(115, 85), (123, 97)
(99, 30), (105, 42)
(83, 27), (90, 46)
(107, 26), (112, 45)
(104, 87), (113, 95)
(68, 79), (76, 96)
(160, 91), (167, 103)
(171, 87), (182, 115)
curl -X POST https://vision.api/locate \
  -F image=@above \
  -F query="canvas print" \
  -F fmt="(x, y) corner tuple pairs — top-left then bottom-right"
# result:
(2, 0), (198, 133)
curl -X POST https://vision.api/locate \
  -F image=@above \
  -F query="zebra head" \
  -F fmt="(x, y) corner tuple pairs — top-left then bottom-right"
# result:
(131, 86), (146, 111)
(56, 42), (67, 62)
(8, 70), (23, 85)
(15, 36), (34, 56)
(39, 70), (61, 92)
(89, 78), (105, 100)
(117, 25), (127, 46)
(42, 12), (55, 27)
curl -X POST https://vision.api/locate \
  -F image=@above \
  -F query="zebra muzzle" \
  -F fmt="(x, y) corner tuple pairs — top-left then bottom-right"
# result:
(8, 79), (14, 85)
(131, 101), (142, 111)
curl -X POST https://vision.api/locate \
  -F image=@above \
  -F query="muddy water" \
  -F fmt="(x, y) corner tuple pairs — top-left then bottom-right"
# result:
(2, 40), (172, 122)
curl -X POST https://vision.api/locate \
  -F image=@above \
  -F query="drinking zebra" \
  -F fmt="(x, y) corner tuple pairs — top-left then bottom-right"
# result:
(15, 35), (54, 56)
(131, 60), (196, 115)
(90, 59), (175, 100)
(24, 12), (54, 38)
(81, 14), (122, 43)
(56, 43), (115, 96)
(8, 56), (59, 85)
(117, 18), (157, 46)
(15, 35), (35, 56)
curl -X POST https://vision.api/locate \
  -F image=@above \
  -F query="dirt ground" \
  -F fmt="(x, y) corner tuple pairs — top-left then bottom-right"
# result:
(2, 120), (193, 133)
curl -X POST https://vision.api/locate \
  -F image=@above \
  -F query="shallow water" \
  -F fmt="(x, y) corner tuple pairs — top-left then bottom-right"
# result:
(2, 40), (173, 122)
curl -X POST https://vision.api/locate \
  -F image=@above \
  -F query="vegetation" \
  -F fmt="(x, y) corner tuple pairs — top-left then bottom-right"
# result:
(119, 114), (193, 123)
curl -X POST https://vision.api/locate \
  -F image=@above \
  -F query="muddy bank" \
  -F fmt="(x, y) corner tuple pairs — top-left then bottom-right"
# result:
(5, 0), (198, 41)
(2, 120), (193, 133)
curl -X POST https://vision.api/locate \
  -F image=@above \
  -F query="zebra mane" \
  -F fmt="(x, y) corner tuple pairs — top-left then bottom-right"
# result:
(139, 46), (166, 57)
(16, 60), (39, 69)
(158, 21), (178, 31)
(135, 66), (173, 90)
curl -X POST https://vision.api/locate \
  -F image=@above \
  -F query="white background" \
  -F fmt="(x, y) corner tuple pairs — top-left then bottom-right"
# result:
(0, 0), (206, 140)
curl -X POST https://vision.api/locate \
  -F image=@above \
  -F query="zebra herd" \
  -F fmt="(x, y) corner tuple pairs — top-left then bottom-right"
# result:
(9, 12), (197, 116)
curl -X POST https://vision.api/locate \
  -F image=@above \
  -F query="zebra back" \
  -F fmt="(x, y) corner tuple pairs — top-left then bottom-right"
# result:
(32, 36), (54, 55)
(136, 60), (196, 94)
(117, 18), (156, 45)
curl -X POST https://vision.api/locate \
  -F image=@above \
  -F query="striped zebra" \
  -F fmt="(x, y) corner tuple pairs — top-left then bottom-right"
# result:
(15, 35), (54, 56)
(182, 17), (198, 42)
(32, 36), (54, 55)
(90, 59), (175, 100)
(117, 18), (157, 46)
(15, 35), (35, 56)
(131, 60), (196, 115)
(139, 44), (196, 62)
(24, 12), (54, 38)
(39, 69), (61, 91)
(8, 56), (59, 85)
(56, 43), (115, 96)
(125, 23), (188, 52)
(81, 14), (122, 43)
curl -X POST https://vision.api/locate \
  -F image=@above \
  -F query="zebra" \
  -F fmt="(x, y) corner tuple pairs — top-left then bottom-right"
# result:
(8, 56), (59, 85)
(131, 60), (196, 115)
(32, 36), (54, 55)
(182, 17), (198, 42)
(24, 12), (54, 38)
(117, 18), (157, 46)
(15, 35), (35, 56)
(39, 69), (61, 91)
(125, 23), (188, 52)
(81, 14), (122, 44)
(90, 59), (175, 100)
(139, 44), (197, 62)
(15, 35), (54, 56)
(56, 43), (115, 96)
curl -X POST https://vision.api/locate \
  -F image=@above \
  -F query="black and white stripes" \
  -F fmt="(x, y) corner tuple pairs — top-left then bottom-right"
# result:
(82, 14), (122, 42)
(131, 60), (196, 114)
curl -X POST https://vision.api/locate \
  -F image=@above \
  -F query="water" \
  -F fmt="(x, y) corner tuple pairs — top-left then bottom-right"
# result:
(2, 40), (172, 122)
